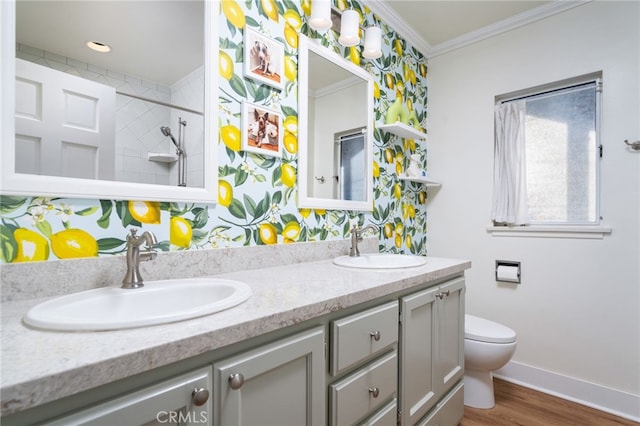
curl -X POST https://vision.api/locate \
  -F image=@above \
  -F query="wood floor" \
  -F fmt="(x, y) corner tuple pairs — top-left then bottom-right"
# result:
(460, 378), (639, 426)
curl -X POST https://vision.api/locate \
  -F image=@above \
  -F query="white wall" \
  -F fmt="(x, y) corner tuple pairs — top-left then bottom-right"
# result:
(427, 1), (639, 418)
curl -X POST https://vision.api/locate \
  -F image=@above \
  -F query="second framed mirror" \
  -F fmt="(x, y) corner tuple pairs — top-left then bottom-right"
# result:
(297, 35), (374, 211)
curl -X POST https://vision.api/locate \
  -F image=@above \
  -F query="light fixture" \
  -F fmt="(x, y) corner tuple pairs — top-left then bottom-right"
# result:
(362, 26), (382, 59)
(338, 9), (360, 47)
(309, 0), (332, 33)
(308, 3), (383, 60)
(86, 41), (111, 53)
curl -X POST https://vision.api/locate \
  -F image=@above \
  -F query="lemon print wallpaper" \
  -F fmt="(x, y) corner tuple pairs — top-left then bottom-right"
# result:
(0, 0), (428, 263)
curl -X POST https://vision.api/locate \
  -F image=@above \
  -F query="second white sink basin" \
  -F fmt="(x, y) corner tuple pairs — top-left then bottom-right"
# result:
(24, 277), (252, 331)
(333, 253), (427, 269)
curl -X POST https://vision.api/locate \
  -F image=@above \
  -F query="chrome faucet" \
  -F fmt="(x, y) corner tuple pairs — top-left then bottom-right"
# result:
(122, 229), (157, 289)
(350, 224), (380, 257)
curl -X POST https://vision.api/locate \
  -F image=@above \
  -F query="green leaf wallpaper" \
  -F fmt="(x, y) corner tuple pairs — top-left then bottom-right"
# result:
(0, 0), (429, 263)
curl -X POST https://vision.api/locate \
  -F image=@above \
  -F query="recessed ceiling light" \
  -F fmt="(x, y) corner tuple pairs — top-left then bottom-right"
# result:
(86, 41), (111, 53)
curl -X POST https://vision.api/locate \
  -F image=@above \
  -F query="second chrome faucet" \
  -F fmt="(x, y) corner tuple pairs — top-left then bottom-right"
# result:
(122, 229), (157, 289)
(350, 224), (380, 257)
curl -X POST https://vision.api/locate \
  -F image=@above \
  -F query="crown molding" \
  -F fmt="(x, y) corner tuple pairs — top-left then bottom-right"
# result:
(363, 0), (591, 59)
(428, 1), (591, 58)
(363, 0), (432, 56)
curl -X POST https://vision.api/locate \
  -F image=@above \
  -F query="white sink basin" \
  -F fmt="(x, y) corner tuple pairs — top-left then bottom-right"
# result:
(333, 253), (427, 269)
(24, 277), (252, 331)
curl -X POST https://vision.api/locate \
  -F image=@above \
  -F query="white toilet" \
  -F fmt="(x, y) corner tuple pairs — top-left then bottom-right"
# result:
(463, 314), (517, 409)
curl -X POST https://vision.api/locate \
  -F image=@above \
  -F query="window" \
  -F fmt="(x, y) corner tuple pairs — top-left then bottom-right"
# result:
(492, 74), (602, 226)
(335, 129), (366, 201)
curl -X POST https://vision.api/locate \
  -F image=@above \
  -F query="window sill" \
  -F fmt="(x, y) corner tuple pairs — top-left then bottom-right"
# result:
(487, 224), (612, 239)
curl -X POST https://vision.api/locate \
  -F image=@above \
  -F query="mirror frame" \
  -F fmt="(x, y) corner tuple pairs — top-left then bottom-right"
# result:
(297, 35), (374, 211)
(0, 0), (218, 203)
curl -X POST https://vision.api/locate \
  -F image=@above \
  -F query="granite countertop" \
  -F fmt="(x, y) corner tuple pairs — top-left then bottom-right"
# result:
(0, 256), (470, 416)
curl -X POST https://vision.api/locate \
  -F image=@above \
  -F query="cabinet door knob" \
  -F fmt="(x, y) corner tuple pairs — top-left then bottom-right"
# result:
(369, 330), (381, 341)
(191, 388), (210, 406)
(436, 290), (450, 299)
(228, 373), (245, 390)
(368, 387), (380, 398)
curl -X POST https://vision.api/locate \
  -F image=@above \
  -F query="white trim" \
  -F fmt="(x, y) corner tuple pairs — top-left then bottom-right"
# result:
(495, 361), (640, 422)
(1, 0), (219, 203)
(364, 0), (590, 59)
(362, 0), (431, 55)
(487, 224), (612, 239)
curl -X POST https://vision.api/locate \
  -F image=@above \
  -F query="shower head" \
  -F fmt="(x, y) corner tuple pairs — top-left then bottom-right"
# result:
(160, 126), (180, 151)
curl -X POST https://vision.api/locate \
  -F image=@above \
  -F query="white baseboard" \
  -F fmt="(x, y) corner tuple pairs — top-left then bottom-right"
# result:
(494, 361), (640, 422)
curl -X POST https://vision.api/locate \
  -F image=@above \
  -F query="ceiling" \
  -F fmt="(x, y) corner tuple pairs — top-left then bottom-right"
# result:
(367, 0), (587, 57)
(16, 1), (203, 86)
(14, 1), (588, 86)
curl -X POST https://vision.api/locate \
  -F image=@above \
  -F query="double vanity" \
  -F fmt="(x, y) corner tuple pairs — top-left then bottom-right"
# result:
(0, 240), (470, 425)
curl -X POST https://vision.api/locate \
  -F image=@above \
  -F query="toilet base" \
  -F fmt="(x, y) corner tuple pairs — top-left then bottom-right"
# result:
(463, 369), (496, 409)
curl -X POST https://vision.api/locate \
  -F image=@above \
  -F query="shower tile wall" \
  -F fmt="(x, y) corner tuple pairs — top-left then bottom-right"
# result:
(15, 43), (199, 186)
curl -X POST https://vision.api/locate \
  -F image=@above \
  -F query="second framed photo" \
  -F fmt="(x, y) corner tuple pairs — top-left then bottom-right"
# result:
(242, 102), (283, 157)
(244, 27), (285, 90)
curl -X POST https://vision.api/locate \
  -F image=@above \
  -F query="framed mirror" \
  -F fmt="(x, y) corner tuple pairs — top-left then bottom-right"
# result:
(298, 35), (374, 211)
(0, 0), (218, 203)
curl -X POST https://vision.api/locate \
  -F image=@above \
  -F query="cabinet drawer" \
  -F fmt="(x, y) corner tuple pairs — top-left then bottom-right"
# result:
(331, 301), (398, 375)
(330, 351), (397, 426)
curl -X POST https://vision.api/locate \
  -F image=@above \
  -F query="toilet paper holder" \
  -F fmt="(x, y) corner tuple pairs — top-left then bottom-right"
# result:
(495, 260), (521, 283)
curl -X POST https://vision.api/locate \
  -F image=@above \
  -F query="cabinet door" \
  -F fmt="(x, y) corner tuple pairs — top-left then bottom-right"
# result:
(213, 327), (325, 426)
(436, 277), (465, 394)
(44, 367), (212, 426)
(399, 286), (439, 426)
(416, 382), (464, 426)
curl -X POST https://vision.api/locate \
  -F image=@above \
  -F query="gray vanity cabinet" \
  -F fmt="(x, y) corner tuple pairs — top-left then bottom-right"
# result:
(212, 326), (325, 426)
(3, 272), (468, 426)
(43, 367), (213, 426)
(399, 277), (465, 425)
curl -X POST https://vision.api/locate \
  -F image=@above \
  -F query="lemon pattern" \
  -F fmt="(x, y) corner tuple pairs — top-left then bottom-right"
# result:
(1, 0), (428, 263)
(51, 229), (98, 259)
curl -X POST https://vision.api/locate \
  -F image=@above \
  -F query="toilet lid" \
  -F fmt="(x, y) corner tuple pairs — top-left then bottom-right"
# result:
(465, 314), (516, 343)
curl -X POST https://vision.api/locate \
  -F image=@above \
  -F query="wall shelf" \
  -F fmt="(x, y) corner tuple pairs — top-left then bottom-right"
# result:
(148, 153), (178, 163)
(378, 122), (426, 140)
(398, 175), (442, 187)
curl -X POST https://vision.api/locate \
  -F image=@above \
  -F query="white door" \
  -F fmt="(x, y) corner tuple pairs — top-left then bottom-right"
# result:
(15, 58), (116, 180)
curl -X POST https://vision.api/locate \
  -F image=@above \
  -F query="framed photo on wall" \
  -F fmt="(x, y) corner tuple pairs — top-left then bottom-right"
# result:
(243, 27), (285, 90)
(242, 101), (283, 157)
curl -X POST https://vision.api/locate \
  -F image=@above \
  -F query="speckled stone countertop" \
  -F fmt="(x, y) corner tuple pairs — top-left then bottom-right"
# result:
(1, 243), (470, 417)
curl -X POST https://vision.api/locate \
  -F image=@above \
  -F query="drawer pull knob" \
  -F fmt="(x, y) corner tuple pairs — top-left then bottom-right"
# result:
(370, 330), (381, 341)
(191, 388), (210, 406)
(369, 387), (380, 398)
(228, 373), (245, 390)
